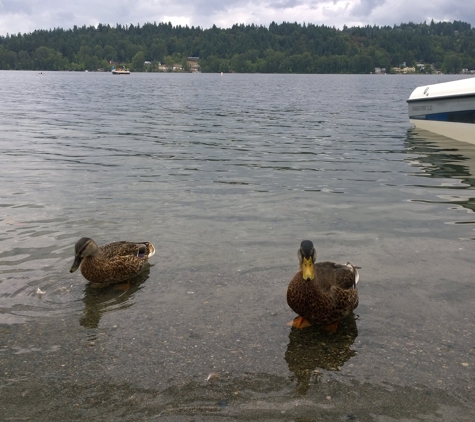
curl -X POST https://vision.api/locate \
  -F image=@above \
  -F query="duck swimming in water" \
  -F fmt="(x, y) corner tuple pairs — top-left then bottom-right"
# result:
(70, 237), (155, 286)
(287, 240), (359, 331)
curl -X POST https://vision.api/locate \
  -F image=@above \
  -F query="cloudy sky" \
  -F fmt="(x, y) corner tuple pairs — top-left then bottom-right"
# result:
(0, 0), (474, 36)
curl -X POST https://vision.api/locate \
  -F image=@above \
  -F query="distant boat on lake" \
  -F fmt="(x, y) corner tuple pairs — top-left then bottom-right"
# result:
(111, 66), (130, 75)
(407, 77), (475, 144)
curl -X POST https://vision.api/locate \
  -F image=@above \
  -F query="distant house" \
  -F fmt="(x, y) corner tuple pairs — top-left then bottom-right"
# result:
(154, 57), (200, 72)
(144, 61), (152, 65)
(186, 57), (200, 73)
(392, 66), (416, 74)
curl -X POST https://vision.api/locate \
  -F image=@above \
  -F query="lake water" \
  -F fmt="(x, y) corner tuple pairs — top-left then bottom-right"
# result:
(1, 71), (474, 421)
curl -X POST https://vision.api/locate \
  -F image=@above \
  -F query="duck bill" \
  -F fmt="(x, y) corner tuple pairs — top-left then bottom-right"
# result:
(70, 256), (83, 273)
(301, 257), (314, 281)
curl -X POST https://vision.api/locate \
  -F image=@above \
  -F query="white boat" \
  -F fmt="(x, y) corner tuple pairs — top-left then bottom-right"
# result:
(407, 77), (475, 145)
(111, 66), (130, 75)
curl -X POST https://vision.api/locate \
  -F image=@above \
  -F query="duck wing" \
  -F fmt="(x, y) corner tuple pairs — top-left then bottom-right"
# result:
(315, 261), (359, 290)
(99, 241), (155, 259)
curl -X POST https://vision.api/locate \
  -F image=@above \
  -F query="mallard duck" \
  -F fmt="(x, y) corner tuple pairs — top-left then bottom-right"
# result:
(69, 237), (155, 286)
(287, 240), (359, 331)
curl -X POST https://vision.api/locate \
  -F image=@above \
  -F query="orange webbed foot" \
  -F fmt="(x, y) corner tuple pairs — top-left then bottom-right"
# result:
(322, 321), (339, 333)
(113, 281), (131, 291)
(287, 316), (313, 329)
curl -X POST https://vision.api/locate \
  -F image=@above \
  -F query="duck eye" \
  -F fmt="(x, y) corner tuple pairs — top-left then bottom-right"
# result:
(137, 244), (147, 258)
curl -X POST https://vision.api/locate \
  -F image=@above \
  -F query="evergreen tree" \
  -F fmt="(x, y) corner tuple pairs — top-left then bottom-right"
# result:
(0, 20), (474, 73)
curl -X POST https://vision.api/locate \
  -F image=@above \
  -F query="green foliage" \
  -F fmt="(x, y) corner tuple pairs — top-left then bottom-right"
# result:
(0, 20), (474, 73)
(131, 50), (146, 71)
(33, 46), (69, 70)
(149, 39), (168, 62)
(442, 53), (463, 73)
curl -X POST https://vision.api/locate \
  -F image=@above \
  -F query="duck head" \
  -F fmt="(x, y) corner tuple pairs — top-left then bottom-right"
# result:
(298, 240), (316, 281)
(70, 237), (100, 273)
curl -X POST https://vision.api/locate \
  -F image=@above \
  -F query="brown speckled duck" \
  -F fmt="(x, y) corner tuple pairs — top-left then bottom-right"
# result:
(69, 237), (155, 286)
(287, 240), (359, 331)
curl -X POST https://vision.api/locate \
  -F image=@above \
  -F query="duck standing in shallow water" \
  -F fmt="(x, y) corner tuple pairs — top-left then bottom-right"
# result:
(70, 237), (155, 286)
(287, 240), (359, 331)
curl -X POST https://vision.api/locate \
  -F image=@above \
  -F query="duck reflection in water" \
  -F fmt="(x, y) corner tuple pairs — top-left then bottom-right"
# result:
(79, 266), (151, 328)
(285, 314), (358, 395)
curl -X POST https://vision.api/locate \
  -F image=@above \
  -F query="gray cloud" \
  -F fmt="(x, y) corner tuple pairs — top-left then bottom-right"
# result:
(350, 0), (388, 19)
(0, 0), (474, 36)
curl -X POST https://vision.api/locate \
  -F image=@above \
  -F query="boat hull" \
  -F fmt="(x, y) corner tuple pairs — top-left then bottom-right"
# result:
(407, 78), (475, 144)
(409, 119), (475, 145)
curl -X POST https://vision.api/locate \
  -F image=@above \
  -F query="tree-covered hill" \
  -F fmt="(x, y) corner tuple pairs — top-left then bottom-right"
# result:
(0, 20), (474, 73)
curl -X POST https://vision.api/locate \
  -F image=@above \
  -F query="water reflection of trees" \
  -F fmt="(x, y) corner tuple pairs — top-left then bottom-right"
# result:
(405, 128), (475, 212)
(80, 265), (150, 328)
(284, 314), (358, 395)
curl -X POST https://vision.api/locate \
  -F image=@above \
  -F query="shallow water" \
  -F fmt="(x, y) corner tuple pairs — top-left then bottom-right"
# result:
(1, 71), (475, 420)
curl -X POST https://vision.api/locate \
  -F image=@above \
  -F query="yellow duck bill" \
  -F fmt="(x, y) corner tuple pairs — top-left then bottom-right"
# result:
(301, 257), (314, 281)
